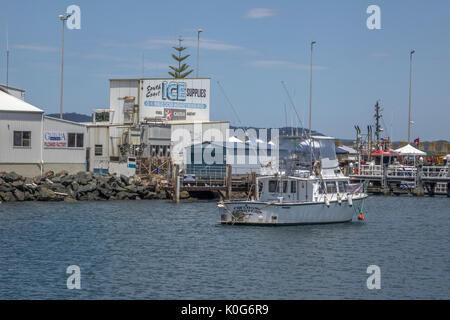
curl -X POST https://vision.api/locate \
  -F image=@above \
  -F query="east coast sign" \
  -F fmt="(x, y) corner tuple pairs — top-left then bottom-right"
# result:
(140, 78), (210, 121)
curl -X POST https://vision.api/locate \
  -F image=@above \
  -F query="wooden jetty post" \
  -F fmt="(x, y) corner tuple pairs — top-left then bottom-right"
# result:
(173, 164), (180, 203)
(225, 164), (232, 200)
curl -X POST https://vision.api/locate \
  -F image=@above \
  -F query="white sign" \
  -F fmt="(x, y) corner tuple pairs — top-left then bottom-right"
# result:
(140, 78), (210, 121)
(44, 132), (67, 148)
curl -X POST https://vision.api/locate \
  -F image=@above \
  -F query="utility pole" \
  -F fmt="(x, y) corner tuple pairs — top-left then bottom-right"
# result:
(6, 28), (9, 87)
(196, 29), (203, 78)
(59, 13), (72, 119)
(309, 41), (316, 138)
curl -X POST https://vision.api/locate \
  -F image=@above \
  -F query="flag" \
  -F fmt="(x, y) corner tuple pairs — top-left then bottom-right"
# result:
(414, 137), (420, 145)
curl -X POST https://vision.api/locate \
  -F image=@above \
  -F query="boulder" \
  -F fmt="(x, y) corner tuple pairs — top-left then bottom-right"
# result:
(180, 191), (190, 199)
(120, 174), (130, 185)
(0, 191), (16, 202)
(116, 191), (129, 200)
(78, 182), (97, 193)
(0, 183), (13, 193)
(13, 189), (25, 201)
(4, 172), (22, 183)
(38, 187), (57, 201)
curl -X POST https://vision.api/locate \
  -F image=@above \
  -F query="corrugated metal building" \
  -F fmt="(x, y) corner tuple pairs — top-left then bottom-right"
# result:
(0, 88), (88, 176)
(0, 88), (44, 176)
(43, 116), (87, 174)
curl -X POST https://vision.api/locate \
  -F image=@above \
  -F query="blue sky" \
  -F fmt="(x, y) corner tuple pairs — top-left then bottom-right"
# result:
(0, 0), (449, 141)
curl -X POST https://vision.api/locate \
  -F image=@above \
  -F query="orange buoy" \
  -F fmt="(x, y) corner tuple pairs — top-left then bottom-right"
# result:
(358, 213), (365, 221)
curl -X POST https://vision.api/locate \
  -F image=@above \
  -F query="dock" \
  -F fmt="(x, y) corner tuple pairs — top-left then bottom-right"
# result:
(350, 165), (450, 196)
(164, 164), (256, 202)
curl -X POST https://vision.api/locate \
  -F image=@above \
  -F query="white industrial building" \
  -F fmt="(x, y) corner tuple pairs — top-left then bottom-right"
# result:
(0, 88), (88, 176)
(43, 116), (87, 174)
(106, 78), (230, 173)
(0, 87), (44, 176)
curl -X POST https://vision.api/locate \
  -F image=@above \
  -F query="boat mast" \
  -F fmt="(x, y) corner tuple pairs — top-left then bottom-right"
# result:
(374, 101), (383, 150)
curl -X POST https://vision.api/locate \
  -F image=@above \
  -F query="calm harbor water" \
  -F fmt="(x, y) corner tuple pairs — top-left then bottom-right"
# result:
(0, 196), (448, 299)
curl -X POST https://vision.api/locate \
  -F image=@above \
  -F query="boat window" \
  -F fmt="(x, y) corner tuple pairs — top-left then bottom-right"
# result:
(338, 181), (348, 193)
(326, 181), (337, 193)
(268, 181), (278, 193)
(291, 181), (296, 193)
(282, 181), (288, 193)
(318, 181), (325, 194)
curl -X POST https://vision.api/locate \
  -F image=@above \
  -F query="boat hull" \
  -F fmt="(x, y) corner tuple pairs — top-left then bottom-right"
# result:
(219, 198), (365, 225)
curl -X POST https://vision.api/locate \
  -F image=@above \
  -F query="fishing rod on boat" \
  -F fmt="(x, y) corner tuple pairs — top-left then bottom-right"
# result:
(281, 81), (305, 137)
(216, 81), (245, 129)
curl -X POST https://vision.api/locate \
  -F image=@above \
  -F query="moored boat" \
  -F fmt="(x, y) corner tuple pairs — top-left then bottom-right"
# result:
(218, 135), (368, 225)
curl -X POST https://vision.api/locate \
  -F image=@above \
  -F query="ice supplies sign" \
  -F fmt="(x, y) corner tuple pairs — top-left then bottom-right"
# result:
(141, 79), (210, 121)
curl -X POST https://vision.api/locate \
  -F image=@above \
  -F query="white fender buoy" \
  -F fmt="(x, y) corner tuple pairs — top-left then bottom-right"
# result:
(348, 196), (353, 207)
(324, 197), (330, 207)
(337, 194), (342, 205)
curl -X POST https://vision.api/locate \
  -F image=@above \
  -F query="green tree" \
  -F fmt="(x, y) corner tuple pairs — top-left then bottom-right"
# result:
(168, 37), (193, 79)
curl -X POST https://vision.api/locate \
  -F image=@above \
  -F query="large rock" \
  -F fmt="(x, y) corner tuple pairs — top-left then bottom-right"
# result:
(78, 182), (97, 193)
(0, 191), (16, 202)
(4, 172), (22, 183)
(120, 174), (130, 185)
(180, 191), (190, 199)
(38, 187), (57, 201)
(13, 189), (25, 201)
(0, 183), (13, 192)
(116, 191), (129, 200)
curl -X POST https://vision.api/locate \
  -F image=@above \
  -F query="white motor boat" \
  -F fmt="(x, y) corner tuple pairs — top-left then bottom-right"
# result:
(218, 136), (368, 225)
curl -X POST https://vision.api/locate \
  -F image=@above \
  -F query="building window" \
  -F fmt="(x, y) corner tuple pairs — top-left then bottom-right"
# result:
(68, 133), (84, 148)
(95, 145), (103, 156)
(13, 131), (31, 147)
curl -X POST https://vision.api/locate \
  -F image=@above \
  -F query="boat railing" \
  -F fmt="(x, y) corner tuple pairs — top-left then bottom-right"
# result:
(351, 164), (448, 179)
(356, 164), (383, 176)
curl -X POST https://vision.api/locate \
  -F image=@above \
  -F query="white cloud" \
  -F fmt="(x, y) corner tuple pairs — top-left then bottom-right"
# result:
(248, 60), (327, 70)
(104, 37), (244, 52)
(12, 44), (59, 52)
(245, 8), (277, 19)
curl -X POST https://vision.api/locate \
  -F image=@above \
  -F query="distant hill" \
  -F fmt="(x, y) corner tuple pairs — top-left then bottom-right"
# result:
(46, 112), (91, 123)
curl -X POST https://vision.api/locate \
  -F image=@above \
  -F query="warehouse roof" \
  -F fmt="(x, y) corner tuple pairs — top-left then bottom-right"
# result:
(0, 88), (43, 113)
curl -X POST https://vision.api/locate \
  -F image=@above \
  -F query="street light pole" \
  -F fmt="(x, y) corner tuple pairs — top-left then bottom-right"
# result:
(309, 41), (316, 138)
(59, 13), (71, 119)
(408, 49), (415, 143)
(196, 29), (203, 78)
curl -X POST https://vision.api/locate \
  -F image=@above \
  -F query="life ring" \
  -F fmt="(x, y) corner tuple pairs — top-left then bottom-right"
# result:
(313, 160), (321, 176)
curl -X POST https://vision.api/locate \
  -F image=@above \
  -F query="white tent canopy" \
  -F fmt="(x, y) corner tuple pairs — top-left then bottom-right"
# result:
(228, 136), (243, 143)
(394, 144), (426, 156)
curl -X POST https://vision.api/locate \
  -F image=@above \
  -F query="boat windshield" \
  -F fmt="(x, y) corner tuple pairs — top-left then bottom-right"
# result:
(278, 136), (337, 172)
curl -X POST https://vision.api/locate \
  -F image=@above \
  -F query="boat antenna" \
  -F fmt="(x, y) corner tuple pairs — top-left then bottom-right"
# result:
(6, 26), (9, 87)
(283, 103), (289, 135)
(217, 81), (244, 129)
(281, 81), (305, 136)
